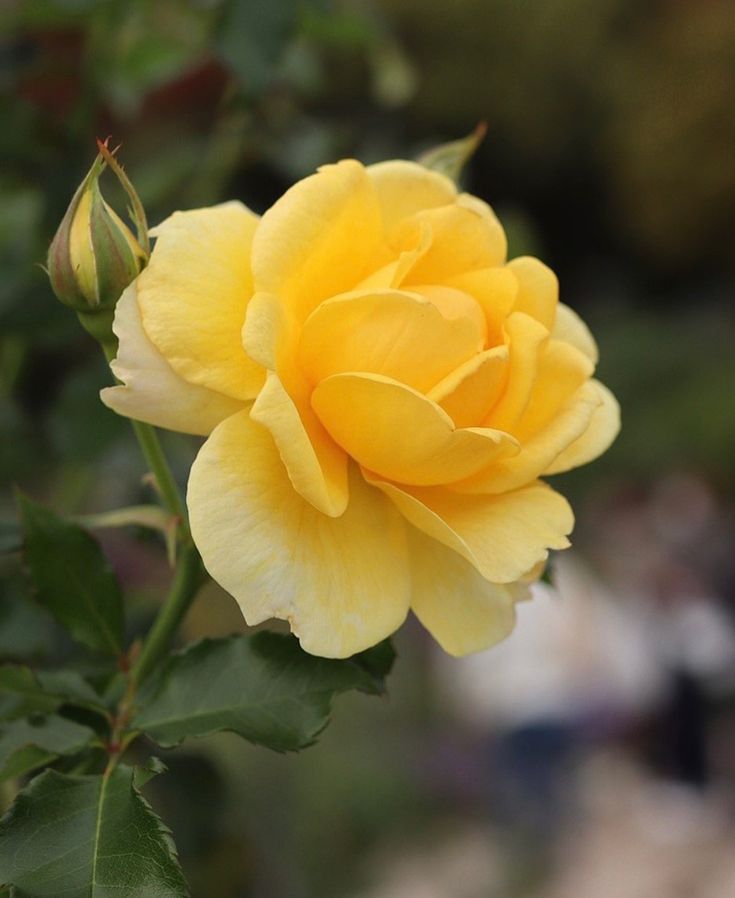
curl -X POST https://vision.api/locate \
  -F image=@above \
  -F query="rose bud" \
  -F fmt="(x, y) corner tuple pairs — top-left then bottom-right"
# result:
(47, 144), (148, 344)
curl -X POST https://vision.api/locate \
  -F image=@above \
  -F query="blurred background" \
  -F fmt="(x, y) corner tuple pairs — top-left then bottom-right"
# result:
(2, 0), (735, 895)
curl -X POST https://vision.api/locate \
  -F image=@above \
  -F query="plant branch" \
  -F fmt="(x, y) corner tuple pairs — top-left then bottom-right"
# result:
(130, 545), (205, 685)
(98, 341), (207, 686)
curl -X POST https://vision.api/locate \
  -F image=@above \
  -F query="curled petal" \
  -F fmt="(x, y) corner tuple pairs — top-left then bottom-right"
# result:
(366, 473), (573, 584)
(457, 380), (604, 494)
(312, 372), (519, 486)
(486, 312), (549, 431)
(401, 197), (507, 285)
(552, 302), (599, 363)
(428, 346), (509, 428)
(244, 291), (349, 516)
(545, 381), (620, 474)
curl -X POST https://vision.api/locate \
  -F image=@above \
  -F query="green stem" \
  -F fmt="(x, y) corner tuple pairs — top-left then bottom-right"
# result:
(130, 545), (205, 685)
(98, 339), (207, 684)
(100, 341), (187, 532)
(129, 419), (188, 530)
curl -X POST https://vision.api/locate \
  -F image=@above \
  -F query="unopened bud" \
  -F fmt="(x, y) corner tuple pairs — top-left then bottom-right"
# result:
(47, 143), (149, 343)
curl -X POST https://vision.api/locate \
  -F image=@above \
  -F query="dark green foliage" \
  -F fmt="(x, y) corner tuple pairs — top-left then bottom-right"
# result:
(0, 766), (187, 898)
(134, 632), (395, 751)
(17, 495), (125, 656)
(0, 715), (95, 782)
(0, 665), (107, 720)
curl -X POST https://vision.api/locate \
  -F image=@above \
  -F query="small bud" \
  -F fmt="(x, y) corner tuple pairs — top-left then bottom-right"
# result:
(47, 145), (149, 320)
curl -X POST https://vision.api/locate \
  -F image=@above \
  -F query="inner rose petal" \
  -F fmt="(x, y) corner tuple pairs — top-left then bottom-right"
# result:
(311, 371), (519, 486)
(298, 289), (484, 393)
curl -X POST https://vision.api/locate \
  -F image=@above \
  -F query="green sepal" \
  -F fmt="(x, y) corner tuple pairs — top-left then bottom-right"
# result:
(417, 123), (487, 183)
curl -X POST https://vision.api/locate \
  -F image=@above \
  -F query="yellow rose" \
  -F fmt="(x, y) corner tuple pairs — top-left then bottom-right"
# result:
(101, 160), (619, 658)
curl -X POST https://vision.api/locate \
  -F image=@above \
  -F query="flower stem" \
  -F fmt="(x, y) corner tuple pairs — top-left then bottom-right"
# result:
(100, 341), (188, 534)
(129, 419), (188, 532)
(130, 544), (205, 685)
(99, 339), (207, 684)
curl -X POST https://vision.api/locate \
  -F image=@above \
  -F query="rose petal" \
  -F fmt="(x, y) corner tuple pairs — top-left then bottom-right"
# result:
(101, 284), (244, 435)
(486, 312), (549, 430)
(457, 380), (603, 494)
(188, 411), (411, 658)
(365, 473), (573, 583)
(428, 345), (509, 427)
(507, 256), (558, 330)
(552, 302), (599, 363)
(312, 372), (519, 486)
(409, 528), (518, 656)
(299, 289), (483, 393)
(545, 381), (620, 474)
(244, 292), (349, 516)
(138, 202), (263, 401)
(367, 160), (457, 235)
(251, 159), (382, 321)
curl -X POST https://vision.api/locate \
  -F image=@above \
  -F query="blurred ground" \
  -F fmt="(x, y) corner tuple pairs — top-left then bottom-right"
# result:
(2, 1), (735, 895)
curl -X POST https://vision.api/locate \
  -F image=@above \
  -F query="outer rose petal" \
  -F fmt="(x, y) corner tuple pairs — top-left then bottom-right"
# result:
(251, 159), (383, 320)
(101, 284), (244, 435)
(188, 411), (411, 658)
(507, 256), (558, 330)
(312, 372), (519, 486)
(545, 381), (621, 474)
(138, 202), (263, 401)
(365, 473), (573, 584)
(367, 160), (457, 234)
(552, 302), (599, 363)
(409, 529), (518, 656)
(515, 339), (595, 438)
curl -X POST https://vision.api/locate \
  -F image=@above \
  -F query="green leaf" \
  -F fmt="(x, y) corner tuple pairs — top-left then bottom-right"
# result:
(0, 665), (107, 720)
(0, 766), (188, 898)
(133, 756), (167, 789)
(417, 123), (487, 183)
(133, 632), (395, 752)
(0, 667), (59, 719)
(0, 715), (95, 783)
(17, 494), (125, 655)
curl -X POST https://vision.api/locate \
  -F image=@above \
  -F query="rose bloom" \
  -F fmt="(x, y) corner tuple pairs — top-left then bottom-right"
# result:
(102, 160), (619, 658)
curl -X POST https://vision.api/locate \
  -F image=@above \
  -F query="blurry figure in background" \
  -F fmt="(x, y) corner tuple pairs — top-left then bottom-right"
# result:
(434, 470), (735, 896)
(439, 554), (666, 881)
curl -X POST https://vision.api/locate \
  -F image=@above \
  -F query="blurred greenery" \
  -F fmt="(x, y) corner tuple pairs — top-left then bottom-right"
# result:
(1, 0), (734, 895)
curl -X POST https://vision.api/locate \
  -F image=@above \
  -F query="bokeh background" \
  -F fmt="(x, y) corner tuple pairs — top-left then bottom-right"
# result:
(3, 1), (735, 896)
